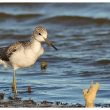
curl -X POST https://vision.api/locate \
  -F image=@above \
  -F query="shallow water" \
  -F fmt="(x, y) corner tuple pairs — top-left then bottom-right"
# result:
(0, 3), (110, 105)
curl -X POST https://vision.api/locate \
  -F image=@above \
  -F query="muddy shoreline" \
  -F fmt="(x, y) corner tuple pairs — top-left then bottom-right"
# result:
(0, 98), (83, 108)
(0, 97), (109, 108)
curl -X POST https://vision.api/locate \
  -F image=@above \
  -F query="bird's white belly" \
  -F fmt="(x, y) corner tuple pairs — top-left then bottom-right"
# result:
(10, 47), (44, 69)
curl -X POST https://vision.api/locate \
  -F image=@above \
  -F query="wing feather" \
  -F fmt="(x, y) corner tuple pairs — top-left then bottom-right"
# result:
(0, 40), (30, 61)
(0, 47), (9, 61)
(6, 41), (22, 58)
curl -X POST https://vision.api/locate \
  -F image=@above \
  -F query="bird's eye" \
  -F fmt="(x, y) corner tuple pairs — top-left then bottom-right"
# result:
(39, 33), (41, 35)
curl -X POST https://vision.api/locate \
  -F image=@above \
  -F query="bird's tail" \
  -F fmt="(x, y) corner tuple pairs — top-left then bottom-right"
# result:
(0, 59), (8, 68)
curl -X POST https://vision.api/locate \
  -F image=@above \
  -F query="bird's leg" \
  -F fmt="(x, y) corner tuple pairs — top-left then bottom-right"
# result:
(12, 69), (17, 98)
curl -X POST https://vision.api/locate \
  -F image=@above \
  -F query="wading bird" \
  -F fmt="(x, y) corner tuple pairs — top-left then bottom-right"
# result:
(0, 25), (57, 97)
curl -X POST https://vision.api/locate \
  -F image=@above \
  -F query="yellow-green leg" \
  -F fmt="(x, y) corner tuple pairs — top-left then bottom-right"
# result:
(12, 70), (17, 97)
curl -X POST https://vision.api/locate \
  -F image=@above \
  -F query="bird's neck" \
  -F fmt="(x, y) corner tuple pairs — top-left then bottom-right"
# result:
(30, 36), (42, 53)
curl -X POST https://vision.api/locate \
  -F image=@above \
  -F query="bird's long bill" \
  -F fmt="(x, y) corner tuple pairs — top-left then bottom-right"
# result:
(44, 38), (58, 50)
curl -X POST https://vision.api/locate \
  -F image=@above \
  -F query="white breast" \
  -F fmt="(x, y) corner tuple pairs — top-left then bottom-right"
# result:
(10, 45), (44, 70)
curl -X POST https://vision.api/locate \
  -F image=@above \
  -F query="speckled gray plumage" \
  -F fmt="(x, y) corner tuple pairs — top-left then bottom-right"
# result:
(0, 40), (31, 61)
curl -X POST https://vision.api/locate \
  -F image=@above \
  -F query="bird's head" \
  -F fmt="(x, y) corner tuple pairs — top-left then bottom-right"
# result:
(33, 25), (58, 50)
(33, 25), (47, 42)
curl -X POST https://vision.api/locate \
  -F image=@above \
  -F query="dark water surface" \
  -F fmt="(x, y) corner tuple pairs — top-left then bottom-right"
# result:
(0, 3), (110, 105)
